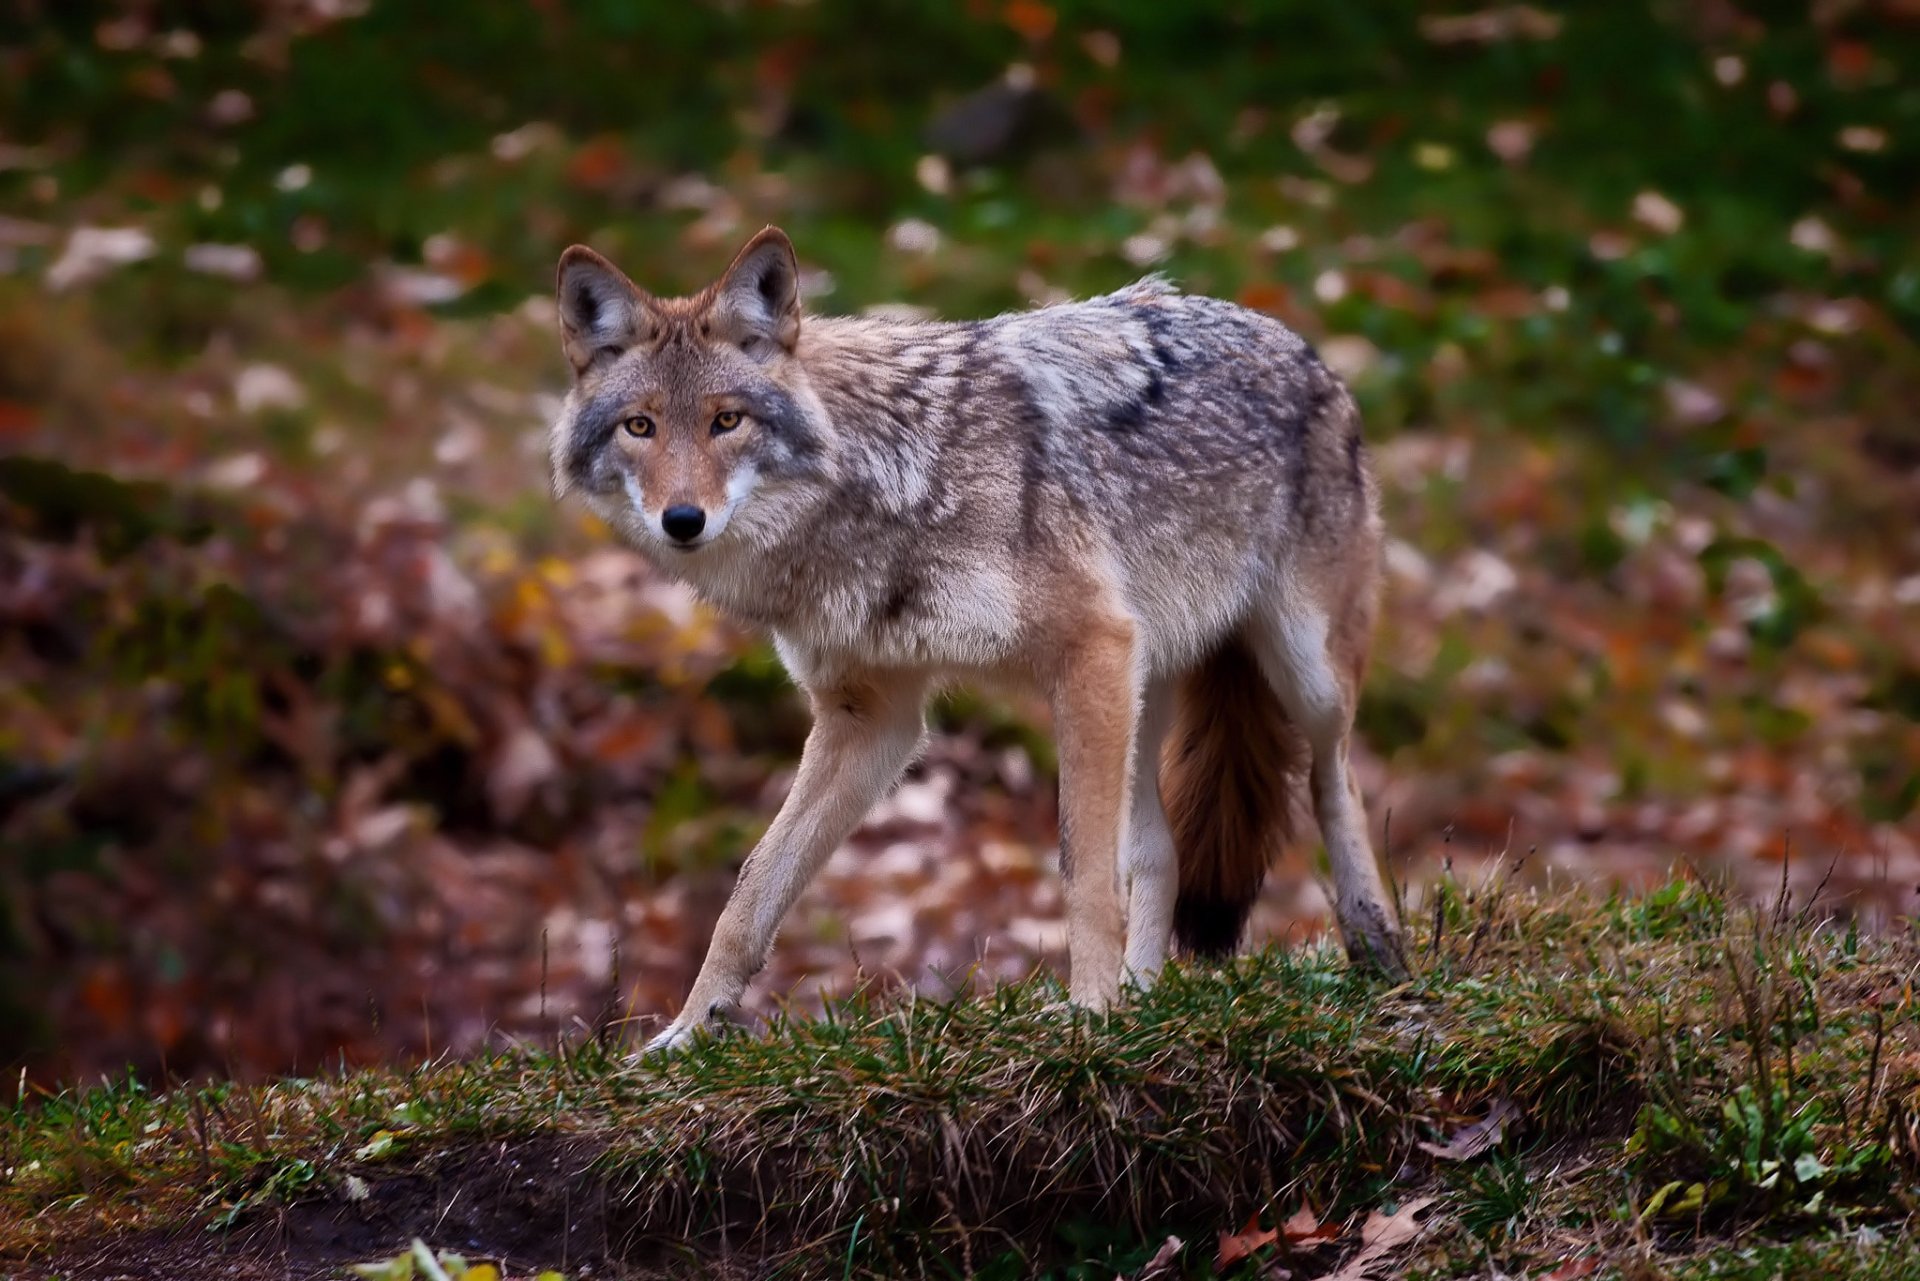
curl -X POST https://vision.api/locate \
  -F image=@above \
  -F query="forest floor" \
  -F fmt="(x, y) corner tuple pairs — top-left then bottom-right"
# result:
(5, 880), (1919, 1278)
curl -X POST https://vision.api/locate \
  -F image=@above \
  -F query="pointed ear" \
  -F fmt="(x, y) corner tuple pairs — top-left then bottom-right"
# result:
(556, 245), (651, 375)
(709, 226), (801, 355)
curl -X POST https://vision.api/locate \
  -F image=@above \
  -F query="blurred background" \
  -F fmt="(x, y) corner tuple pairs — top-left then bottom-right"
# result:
(1, 0), (1916, 1089)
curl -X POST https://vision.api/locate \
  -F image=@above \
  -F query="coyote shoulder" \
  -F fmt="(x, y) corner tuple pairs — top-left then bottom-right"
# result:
(549, 226), (1407, 1052)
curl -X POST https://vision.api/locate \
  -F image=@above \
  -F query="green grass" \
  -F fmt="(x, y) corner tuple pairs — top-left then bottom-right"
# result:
(4, 879), (1915, 1278)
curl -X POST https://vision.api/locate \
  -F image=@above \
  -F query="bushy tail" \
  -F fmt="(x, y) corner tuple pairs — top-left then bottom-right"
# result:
(1162, 637), (1306, 958)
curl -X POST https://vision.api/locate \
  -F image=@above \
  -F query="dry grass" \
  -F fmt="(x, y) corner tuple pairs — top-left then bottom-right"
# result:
(4, 876), (1917, 1278)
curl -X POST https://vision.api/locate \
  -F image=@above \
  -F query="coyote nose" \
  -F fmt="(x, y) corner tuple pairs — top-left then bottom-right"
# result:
(661, 504), (706, 543)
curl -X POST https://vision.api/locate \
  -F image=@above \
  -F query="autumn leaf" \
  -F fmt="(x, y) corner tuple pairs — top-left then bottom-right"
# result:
(0, 400), (39, 437)
(1282, 1202), (1344, 1245)
(1002, 0), (1056, 42)
(1217, 1212), (1279, 1268)
(1311, 1197), (1435, 1281)
(1129, 1235), (1184, 1280)
(1417, 1098), (1520, 1162)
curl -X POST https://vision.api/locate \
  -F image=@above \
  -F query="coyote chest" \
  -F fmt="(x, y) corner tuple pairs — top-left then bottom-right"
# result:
(673, 531), (1026, 672)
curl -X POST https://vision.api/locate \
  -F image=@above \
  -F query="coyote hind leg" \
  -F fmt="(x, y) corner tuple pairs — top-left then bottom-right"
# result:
(1248, 597), (1408, 979)
(1122, 678), (1178, 984)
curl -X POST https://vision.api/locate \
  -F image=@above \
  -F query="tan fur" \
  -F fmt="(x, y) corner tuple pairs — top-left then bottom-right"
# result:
(684, 666), (928, 1028)
(547, 228), (1409, 1053)
(1039, 592), (1137, 1007)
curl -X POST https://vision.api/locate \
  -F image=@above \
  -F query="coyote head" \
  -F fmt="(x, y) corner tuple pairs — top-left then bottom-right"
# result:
(549, 227), (825, 555)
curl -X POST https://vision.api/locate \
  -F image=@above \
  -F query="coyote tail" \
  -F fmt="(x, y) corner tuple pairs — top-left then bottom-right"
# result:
(1163, 637), (1306, 957)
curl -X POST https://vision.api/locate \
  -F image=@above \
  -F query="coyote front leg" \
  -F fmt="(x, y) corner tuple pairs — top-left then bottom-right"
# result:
(646, 670), (926, 1053)
(1049, 615), (1139, 1011)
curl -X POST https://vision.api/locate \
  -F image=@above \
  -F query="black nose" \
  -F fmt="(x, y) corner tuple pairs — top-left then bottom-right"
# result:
(661, 504), (706, 543)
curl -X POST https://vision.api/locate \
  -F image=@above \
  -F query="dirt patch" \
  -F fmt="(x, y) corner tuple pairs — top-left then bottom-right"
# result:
(18, 1137), (624, 1281)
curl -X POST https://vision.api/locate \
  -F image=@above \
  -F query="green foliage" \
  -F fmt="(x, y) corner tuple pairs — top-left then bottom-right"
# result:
(0, 456), (215, 559)
(1632, 1085), (1888, 1222)
(1448, 1153), (1535, 1247)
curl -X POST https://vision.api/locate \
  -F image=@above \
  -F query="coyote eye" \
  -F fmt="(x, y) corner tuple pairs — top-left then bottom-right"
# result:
(711, 410), (742, 435)
(621, 415), (655, 439)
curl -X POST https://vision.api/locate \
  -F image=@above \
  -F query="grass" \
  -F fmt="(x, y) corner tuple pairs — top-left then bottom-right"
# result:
(3, 877), (1915, 1279)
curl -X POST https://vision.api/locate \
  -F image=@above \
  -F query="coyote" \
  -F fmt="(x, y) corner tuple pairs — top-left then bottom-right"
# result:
(549, 227), (1408, 1053)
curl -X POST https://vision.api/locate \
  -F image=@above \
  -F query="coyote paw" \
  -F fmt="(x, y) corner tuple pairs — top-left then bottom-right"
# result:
(1035, 993), (1119, 1024)
(1337, 898), (1413, 983)
(639, 1022), (700, 1057)
(637, 1001), (744, 1058)
(1345, 931), (1413, 983)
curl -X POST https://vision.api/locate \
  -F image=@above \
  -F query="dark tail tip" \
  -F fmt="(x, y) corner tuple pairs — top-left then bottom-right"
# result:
(1173, 894), (1255, 960)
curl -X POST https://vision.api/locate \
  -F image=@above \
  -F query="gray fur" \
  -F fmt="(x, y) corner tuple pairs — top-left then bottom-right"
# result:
(553, 276), (1374, 679)
(548, 232), (1407, 1051)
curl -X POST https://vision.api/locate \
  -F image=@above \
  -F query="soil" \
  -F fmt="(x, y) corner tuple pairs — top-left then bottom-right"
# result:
(12, 1137), (633, 1281)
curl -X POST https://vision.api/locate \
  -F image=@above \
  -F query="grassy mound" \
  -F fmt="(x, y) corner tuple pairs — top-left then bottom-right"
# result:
(4, 879), (1916, 1278)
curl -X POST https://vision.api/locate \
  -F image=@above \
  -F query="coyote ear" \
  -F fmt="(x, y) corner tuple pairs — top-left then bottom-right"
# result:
(711, 226), (801, 355)
(556, 246), (652, 375)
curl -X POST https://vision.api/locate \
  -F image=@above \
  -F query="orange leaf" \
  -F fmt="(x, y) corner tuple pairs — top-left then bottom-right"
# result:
(1238, 281), (1288, 314)
(1003, 0), (1056, 41)
(79, 965), (134, 1030)
(1539, 1256), (1600, 1281)
(1217, 1212), (1278, 1268)
(566, 135), (630, 190)
(0, 401), (39, 437)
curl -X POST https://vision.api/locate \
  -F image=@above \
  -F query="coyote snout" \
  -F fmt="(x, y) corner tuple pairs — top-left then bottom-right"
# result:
(547, 225), (1411, 1055)
(661, 504), (706, 545)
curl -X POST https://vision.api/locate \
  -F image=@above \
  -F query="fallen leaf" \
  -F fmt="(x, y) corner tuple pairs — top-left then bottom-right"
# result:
(1003, 0), (1057, 42)
(355, 1129), (401, 1161)
(1641, 1179), (1706, 1218)
(1419, 6), (1561, 44)
(45, 225), (156, 291)
(1632, 190), (1684, 235)
(1311, 1197), (1435, 1281)
(1130, 1234), (1184, 1279)
(1219, 1212), (1279, 1268)
(1282, 1202), (1343, 1245)
(348, 1256), (415, 1281)
(234, 363), (306, 415)
(1416, 1098), (1520, 1161)
(184, 242), (263, 281)
(1539, 1255), (1601, 1280)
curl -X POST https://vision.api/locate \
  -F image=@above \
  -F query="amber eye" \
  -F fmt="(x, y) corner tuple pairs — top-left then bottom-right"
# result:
(711, 410), (743, 435)
(621, 415), (655, 439)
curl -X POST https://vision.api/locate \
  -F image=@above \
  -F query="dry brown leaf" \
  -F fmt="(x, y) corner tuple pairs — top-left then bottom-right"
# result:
(1311, 1197), (1436, 1281)
(1416, 1097), (1520, 1161)
(1539, 1256), (1601, 1281)
(1218, 1213), (1279, 1268)
(1282, 1202), (1344, 1245)
(1130, 1235), (1184, 1280)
